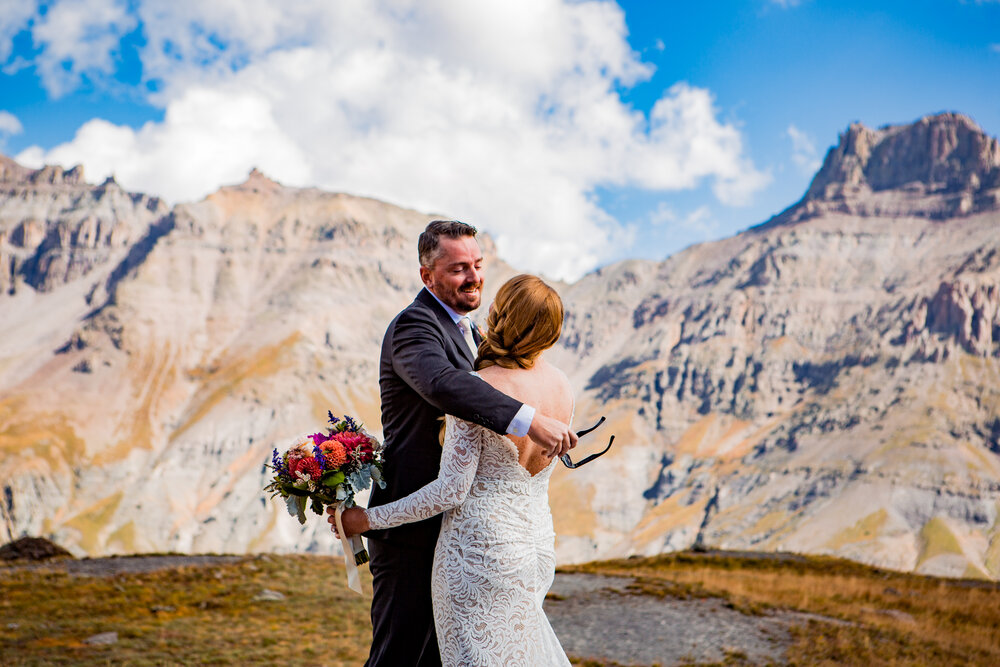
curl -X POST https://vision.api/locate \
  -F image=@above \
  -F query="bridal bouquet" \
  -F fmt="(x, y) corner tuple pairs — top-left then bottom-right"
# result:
(265, 411), (385, 593)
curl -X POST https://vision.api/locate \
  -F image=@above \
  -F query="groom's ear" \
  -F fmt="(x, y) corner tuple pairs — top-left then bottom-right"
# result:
(419, 265), (433, 287)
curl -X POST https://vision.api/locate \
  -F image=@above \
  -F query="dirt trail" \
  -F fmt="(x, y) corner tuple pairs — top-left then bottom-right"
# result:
(546, 572), (828, 666)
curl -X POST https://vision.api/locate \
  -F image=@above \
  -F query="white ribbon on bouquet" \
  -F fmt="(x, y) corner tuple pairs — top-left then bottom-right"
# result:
(334, 503), (365, 595)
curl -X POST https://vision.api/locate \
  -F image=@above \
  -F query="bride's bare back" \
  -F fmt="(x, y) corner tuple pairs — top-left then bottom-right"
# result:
(478, 358), (573, 476)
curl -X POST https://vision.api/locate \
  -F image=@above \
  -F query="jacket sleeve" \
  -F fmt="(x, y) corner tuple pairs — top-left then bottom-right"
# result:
(391, 307), (522, 434)
(365, 417), (480, 529)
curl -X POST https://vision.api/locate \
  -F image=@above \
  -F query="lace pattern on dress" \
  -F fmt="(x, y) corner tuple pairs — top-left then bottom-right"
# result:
(365, 415), (569, 667)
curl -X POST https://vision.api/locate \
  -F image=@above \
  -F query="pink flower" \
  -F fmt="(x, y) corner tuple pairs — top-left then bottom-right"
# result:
(331, 431), (375, 460)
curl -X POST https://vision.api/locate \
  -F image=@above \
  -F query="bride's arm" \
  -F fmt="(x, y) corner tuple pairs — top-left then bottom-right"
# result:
(357, 416), (481, 532)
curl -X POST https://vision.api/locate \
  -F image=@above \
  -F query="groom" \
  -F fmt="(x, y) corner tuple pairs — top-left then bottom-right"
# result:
(341, 220), (577, 667)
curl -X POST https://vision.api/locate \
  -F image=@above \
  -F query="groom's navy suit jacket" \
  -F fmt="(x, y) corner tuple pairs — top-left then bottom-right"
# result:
(366, 287), (522, 547)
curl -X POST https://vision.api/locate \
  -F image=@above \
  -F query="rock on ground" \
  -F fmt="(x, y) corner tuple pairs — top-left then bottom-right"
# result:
(0, 537), (73, 561)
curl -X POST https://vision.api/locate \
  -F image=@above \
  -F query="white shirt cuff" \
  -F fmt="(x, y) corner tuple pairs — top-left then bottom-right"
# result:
(506, 403), (535, 437)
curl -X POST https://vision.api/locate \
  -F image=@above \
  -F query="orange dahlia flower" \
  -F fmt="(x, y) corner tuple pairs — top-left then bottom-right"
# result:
(319, 440), (348, 468)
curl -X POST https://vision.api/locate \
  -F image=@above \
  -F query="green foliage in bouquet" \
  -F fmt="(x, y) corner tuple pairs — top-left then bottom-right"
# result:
(264, 413), (384, 564)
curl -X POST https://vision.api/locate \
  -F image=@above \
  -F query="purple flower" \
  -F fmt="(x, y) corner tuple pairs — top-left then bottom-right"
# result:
(308, 432), (327, 447)
(313, 444), (327, 471)
(271, 449), (287, 477)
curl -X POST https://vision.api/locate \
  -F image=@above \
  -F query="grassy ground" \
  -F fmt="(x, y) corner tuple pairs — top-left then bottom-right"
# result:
(1, 551), (998, 666)
(0, 555), (371, 666)
(564, 551), (1000, 666)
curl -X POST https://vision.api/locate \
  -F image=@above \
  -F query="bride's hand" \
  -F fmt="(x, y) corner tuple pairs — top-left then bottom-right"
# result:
(326, 506), (371, 538)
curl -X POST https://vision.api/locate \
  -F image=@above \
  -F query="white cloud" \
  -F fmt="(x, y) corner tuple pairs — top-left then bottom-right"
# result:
(787, 124), (822, 175)
(0, 0), (36, 64)
(991, 43), (1000, 54)
(0, 110), (23, 135)
(15, 0), (770, 281)
(620, 83), (771, 204)
(770, 0), (803, 7)
(28, 0), (137, 96)
(18, 86), (311, 199)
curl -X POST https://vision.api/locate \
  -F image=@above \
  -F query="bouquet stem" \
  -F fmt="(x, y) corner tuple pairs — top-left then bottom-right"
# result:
(334, 503), (366, 594)
(350, 535), (369, 566)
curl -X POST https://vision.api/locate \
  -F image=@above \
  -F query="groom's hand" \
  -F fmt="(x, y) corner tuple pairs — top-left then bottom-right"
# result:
(528, 413), (578, 458)
(326, 506), (370, 538)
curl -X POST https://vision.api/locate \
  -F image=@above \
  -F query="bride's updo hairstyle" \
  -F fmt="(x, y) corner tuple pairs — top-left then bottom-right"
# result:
(476, 274), (563, 371)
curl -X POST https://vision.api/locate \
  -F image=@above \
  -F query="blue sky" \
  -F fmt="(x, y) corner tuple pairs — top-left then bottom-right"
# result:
(0, 1), (997, 280)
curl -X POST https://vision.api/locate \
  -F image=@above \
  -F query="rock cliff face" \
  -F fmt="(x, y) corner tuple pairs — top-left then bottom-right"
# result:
(0, 155), (168, 298)
(547, 113), (1000, 579)
(1, 112), (998, 579)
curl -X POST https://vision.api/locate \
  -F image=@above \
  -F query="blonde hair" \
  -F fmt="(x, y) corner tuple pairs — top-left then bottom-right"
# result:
(475, 274), (563, 370)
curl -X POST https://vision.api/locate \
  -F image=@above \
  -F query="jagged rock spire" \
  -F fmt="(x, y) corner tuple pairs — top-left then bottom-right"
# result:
(806, 112), (1000, 201)
(761, 113), (1000, 228)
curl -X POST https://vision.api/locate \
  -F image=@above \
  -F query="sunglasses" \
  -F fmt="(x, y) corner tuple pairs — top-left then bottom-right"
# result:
(560, 416), (615, 469)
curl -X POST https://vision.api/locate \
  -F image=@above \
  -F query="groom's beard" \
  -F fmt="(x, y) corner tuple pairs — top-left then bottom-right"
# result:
(454, 280), (483, 312)
(437, 280), (482, 313)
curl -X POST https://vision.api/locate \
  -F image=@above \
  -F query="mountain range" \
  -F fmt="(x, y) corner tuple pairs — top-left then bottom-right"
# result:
(1, 112), (998, 579)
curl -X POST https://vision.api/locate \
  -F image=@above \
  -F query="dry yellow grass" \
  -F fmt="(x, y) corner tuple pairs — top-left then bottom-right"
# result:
(0, 555), (372, 667)
(0, 554), (608, 667)
(2, 550), (998, 666)
(563, 550), (1000, 666)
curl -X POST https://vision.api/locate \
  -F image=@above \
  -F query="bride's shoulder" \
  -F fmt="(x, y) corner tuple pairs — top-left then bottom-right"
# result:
(474, 364), (518, 394)
(476, 358), (570, 399)
(535, 358), (571, 388)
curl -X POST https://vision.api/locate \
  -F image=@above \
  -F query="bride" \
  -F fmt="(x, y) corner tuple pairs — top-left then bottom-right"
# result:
(335, 274), (573, 666)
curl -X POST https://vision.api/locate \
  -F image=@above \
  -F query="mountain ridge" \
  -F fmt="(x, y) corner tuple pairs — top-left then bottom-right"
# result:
(1, 112), (998, 580)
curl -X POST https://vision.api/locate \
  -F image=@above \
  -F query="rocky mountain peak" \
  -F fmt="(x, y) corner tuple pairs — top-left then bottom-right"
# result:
(764, 113), (1000, 228)
(220, 168), (286, 197)
(31, 163), (86, 186)
(809, 112), (999, 196)
(0, 153), (168, 296)
(0, 155), (87, 187)
(0, 154), (33, 183)
(805, 113), (1000, 216)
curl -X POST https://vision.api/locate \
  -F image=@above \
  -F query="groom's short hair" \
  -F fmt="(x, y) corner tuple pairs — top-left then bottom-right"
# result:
(418, 220), (478, 268)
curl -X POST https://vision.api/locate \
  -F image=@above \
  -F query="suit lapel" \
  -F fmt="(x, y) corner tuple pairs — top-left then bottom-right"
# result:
(416, 288), (477, 366)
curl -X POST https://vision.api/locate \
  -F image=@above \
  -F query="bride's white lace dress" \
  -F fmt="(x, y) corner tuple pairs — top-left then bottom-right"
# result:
(365, 414), (571, 666)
